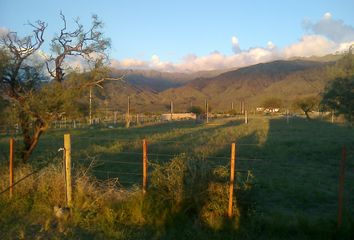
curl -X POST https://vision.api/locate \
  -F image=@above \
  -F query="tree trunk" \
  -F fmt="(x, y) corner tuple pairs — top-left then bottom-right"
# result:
(20, 111), (48, 163)
(304, 111), (311, 120)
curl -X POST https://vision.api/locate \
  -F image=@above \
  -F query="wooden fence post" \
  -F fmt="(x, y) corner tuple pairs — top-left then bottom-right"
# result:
(245, 110), (248, 124)
(228, 142), (236, 218)
(143, 139), (148, 194)
(337, 144), (346, 228)
(64, 134), (73, 208)
(9, 138), (14, 198)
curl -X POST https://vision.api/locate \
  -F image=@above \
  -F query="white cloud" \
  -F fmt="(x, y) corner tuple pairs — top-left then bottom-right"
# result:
(231, 36), (241, 54)
(110, 31), (352, 73)
(303, 12), (354, 43)
(267, 41), (275, 50)
(336, 41), (354, 52)
(283, 35), (336, 58)
(231, 36), (238, 45)
(107, 13), (354, 73)
(323, 12), (332, 20)
(111, 58), (148, 69)
(109, 39), (280, 73)
(0, 27), (9, 38)
(151, 54), (160, 65)
(0, 30), (7, 39)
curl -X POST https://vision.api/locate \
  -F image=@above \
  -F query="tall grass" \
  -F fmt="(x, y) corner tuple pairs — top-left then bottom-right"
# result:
(0, 152), (254, 239)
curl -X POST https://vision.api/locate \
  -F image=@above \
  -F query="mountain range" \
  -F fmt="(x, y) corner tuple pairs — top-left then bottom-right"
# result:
(98, 56), (338, 113)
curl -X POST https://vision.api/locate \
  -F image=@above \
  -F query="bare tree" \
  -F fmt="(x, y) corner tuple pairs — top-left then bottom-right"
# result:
(1, 12), (112, 162)
(1, 21), (46, 98)
(46, 12), (111, 83)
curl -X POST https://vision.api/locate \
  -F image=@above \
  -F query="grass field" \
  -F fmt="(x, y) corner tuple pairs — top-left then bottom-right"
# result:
(0, 115), (353, 239)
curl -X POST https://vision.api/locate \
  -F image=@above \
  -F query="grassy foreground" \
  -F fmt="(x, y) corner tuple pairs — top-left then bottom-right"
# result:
(0, 116), (353, 239)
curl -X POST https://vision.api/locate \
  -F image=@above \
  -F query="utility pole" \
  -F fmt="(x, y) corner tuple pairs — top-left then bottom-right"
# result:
(136, 113), (140, 125)
(286, 109), (290, 124)
(114, 111), (117, 125)
(103, 99), (108, 123)
(170, 100), (173, 121)
(126, 96), (131, 128)
(205, 99), (209, 123)
(89, 87), (92, 125)
(86, 76), (124, 126)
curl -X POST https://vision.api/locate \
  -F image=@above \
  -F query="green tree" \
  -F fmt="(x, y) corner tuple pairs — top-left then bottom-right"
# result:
(261, 97), (282, 109)
(321, 76), (354, 123)
(187, 106), (203, 115)
(294, 96), (320, 120)
(332, 46), (354, 78)
(321, 47), (354, 124)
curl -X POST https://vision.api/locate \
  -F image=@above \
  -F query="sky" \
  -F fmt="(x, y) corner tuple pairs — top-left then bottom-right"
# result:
(1, 0), (354, 72)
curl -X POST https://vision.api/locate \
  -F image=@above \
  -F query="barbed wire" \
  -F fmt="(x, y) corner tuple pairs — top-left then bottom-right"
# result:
(0, 170), (40, 195)
(1, 132), (352, 194)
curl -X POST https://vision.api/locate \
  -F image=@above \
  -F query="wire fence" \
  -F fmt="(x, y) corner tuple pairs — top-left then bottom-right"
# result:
(0, 135), (266, 190)
(0, 113), (196, 136)
(0, 112), (305, 136)
(0, 131), (353, 230)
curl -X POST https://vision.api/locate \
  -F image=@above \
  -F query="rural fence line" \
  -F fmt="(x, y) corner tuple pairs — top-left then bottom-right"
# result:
(1, 134), (352, 226)
(1, 134), (263, 218)
(0, 111), (347, 137)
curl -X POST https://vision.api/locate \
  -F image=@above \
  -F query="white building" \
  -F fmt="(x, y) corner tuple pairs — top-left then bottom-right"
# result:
(161, 113), (197, 121)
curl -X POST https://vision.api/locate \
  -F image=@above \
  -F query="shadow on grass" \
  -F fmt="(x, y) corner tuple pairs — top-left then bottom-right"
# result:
(82, 118), (244, 186)
(136, 117), (354, 239)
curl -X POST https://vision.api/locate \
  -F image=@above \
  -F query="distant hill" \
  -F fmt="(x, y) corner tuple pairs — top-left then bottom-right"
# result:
(290, 53), (343, 62)
(109, 68), (230, 92)
(158, 60), (333, 112)
(99, 59), (336, 113)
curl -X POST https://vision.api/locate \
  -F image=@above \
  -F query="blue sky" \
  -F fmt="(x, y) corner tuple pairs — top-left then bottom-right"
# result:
(1, 0), (354, 72)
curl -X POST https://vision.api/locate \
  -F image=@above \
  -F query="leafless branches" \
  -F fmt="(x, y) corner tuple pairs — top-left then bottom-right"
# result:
(46, 11), (111, 83)
(80, 76), (125, 90)
(0, 20), (47, 100)
(0, 12), (112, 162)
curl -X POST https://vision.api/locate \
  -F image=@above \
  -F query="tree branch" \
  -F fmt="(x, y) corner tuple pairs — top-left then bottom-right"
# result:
(50, 12), (110, 83)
